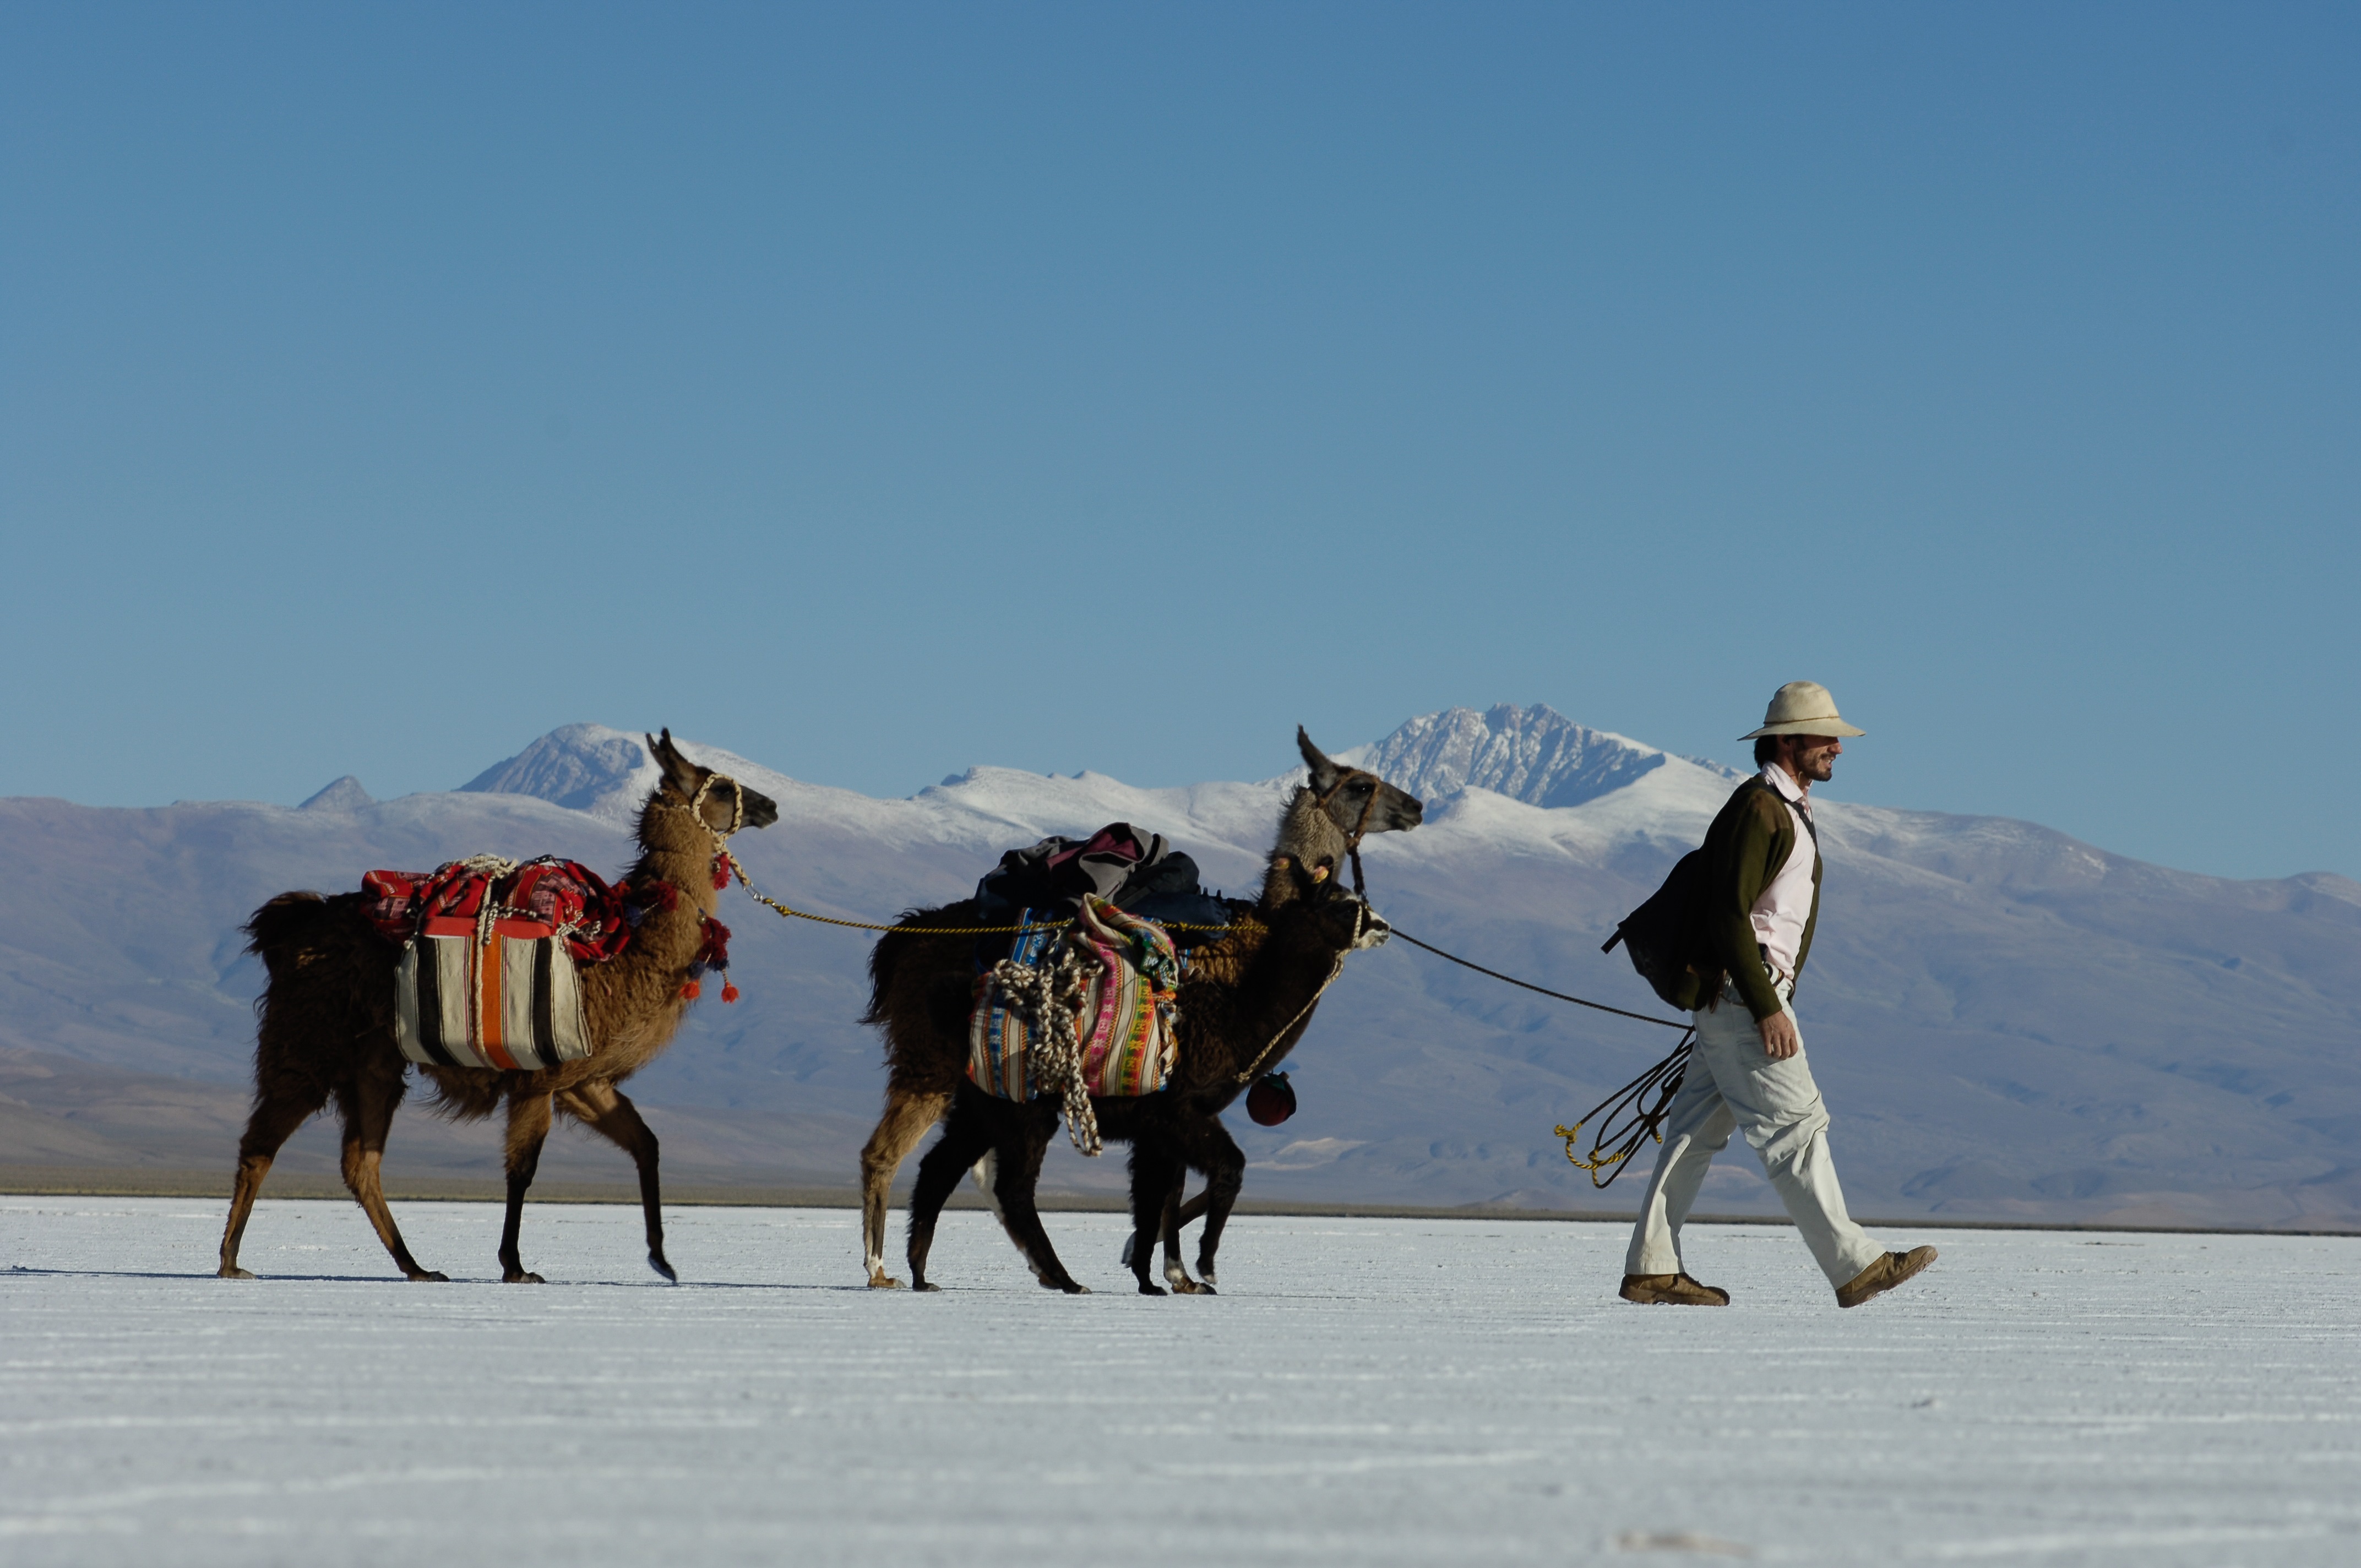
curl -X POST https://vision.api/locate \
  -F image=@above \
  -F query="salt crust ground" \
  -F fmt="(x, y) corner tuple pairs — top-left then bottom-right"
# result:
(3, 1199), (2356, 1567)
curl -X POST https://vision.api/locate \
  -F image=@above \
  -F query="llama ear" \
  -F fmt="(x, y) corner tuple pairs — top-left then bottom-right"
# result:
(1297, 727), (1340, 793)
(647, 728), (699, 792)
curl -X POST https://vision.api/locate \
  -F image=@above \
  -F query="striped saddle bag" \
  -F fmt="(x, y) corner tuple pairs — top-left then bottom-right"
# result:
(968, 897), (1181, 1102)
(393, 912), (595, 1072)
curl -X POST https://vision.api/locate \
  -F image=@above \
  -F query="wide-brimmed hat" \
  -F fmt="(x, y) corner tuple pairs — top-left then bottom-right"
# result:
(1739, 680), (1866, 741)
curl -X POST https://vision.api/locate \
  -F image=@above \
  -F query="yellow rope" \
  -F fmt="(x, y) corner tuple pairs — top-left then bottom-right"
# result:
(1550, 1031), (1695, 1189)
(668, 769), (1237, 937)
(712, 843), (1232, 937)
(1552, 1121), (1646, 1174)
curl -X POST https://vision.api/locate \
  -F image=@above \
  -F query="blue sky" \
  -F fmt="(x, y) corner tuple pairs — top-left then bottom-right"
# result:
(4, 4), (2355, 880)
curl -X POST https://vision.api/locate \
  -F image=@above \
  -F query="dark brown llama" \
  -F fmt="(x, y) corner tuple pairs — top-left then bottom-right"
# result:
(857, 728), (1421, 1290)
(903, 883), (1390, 1294)
(216, 731), (778, 1283)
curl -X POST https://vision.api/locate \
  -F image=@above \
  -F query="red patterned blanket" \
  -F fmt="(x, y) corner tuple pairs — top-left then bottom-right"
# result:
(361, 857), (635, 965)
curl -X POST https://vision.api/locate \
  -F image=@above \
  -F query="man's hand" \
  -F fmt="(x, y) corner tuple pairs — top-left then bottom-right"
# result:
(1758, 1010), (1800, 1060)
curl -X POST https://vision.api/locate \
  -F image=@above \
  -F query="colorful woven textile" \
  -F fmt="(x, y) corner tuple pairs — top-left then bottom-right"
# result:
(361, 857), (635, 965)
(968, 897), (1182, 1102)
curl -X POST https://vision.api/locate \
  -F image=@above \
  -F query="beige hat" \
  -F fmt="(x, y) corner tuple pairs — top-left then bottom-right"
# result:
(1739, 680), (1866, 741)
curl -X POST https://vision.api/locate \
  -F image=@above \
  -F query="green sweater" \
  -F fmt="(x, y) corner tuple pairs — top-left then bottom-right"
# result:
(1696, 775), (1821, 1022)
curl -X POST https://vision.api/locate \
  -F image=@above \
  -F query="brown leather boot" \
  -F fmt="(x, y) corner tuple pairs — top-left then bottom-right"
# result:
(1619, 1272), (1731, 1305)
(1835, 1245), (1938, 1309)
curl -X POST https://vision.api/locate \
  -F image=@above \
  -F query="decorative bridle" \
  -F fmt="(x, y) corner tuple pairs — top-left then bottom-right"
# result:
(649, 770), (753, 1001)
(686, 771), (748, 839)
(649, 769), (749, 871)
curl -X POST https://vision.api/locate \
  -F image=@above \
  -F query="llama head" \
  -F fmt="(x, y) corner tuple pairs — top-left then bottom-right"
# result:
(1264, 729), (1423, 907)
(1296, 727), (1423, 839)
(644, 728), (781, 834)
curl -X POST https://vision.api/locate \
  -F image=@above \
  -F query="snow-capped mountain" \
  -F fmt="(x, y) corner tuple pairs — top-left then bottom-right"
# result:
(4, 705), (2357, 1233)
(1342, 703), (1734, 809)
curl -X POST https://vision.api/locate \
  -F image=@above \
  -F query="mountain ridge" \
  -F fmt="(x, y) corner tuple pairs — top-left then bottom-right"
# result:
(2, 704), (2354, 1233)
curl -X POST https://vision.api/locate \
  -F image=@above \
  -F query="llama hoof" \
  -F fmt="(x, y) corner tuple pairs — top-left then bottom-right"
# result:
(1136, 1281), (1167, 1297)
(648, 1253), (678, 1283)
(503, 1270), (546, 1284)
(913, 1281), (941, 1293)
(406, 1270), (450, 1283)
(868, 1273), (906, 1289)
(1198, 1266), (1218, 1289)
(1042, 1278), (1090, 1294)
(218, 1265), (255, 1280)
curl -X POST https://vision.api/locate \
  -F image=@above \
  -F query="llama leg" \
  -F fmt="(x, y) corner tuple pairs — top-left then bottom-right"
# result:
(557, 1080), (674, 1282)
(988, 1101), (1086, 1294)
(1119, 1185), (1213, 1270)
(1136, 1124), (1211, 1296)
(906, 1108), (995, 1292)
(1128, 1140), (1188, 1296)
(1188, 1120), (1248, 1292)
(1156, 1164), (1210, 1296)
(217, 1086), (327, 1278)
(861, 1088), (950, 1288)
(498, 1093), (554, 1283)
(335, 1075), (444, 1282)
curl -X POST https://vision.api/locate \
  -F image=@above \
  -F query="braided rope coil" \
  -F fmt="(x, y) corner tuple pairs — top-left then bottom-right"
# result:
(984, 942), (1106, 1156)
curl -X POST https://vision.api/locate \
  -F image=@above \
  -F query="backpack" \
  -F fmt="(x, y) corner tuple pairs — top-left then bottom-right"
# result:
(1600, 848), (1716, 1012)
(1601, 775), (1800, 1011)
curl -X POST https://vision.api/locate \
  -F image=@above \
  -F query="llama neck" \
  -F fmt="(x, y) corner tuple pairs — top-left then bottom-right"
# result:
(621, 799), (726, 954)
(1212, 910), (1353, 1082)
(1259, 787), (1348, 910)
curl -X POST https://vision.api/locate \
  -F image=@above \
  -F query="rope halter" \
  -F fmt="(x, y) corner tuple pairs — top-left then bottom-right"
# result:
(1310, 767), (1386, 896)
(687, 771), (747, 839)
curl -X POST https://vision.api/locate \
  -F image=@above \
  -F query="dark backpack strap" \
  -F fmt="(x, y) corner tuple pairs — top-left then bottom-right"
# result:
(1747, 772), (1816, 846)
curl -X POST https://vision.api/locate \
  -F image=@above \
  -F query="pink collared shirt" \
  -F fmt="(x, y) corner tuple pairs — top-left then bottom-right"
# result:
(1749, 764), (1819, 985)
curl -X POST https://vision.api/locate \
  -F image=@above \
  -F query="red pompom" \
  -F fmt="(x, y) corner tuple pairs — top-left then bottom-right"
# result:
(681, 979), (701, 1000)
(712, 854), (731, 890)
(720, 983), (739, 1004)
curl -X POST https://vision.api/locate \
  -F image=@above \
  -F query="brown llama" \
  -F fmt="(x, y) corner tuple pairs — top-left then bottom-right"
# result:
(857, 728), (1422, 1290)
(215, 731), (778, 1283)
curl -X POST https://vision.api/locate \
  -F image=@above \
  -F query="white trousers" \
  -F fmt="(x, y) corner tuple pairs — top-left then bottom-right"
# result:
(1623, 981), (1885, 1288)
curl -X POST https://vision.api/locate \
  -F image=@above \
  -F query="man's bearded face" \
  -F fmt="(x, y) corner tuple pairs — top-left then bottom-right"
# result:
(1787, 735), (1842, 782)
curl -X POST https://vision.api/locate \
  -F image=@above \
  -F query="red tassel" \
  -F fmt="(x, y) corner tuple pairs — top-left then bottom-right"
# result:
(712, 854), (731, 890)
(720, 983), (739, 1004)
(681, 979), (701, 1000)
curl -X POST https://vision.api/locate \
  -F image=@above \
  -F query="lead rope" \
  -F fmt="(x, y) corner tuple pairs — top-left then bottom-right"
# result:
(1384, 926), (1696, 1190)
(670, 772), (1083, 937)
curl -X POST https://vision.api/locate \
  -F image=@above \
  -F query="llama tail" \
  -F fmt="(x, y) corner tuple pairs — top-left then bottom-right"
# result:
(861, 922), (908, 1027)
(244, 891), (332, 981)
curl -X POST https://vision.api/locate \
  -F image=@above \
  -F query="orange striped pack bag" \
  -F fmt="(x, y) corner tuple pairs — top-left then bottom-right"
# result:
(393, 911), (595, 1072)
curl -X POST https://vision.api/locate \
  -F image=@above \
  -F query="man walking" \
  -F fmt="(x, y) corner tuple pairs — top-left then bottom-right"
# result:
(1620, 681), (1937, 1309)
